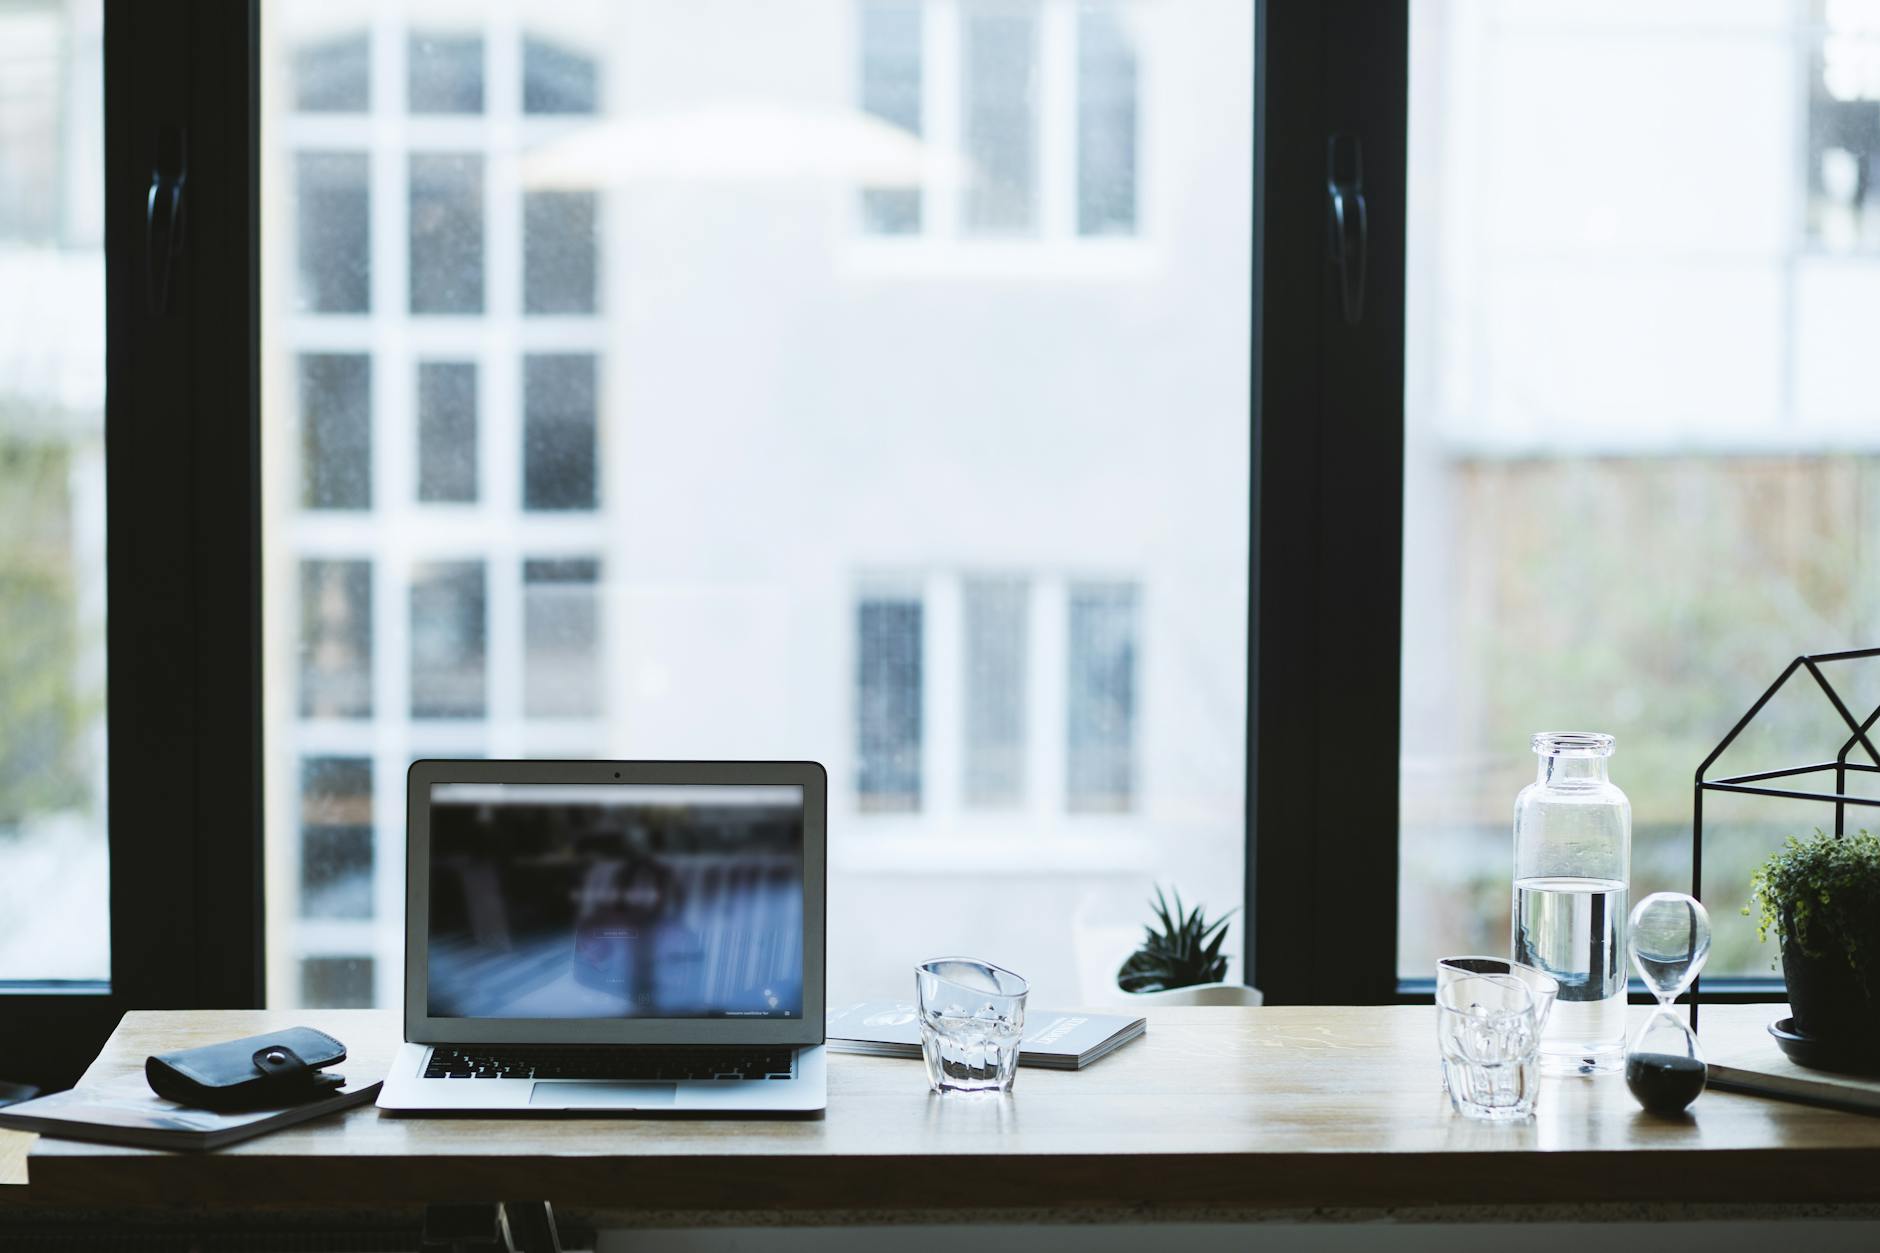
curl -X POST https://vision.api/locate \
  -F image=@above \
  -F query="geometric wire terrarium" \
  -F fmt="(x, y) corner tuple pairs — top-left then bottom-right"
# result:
(1690, 647), (1880, 1029)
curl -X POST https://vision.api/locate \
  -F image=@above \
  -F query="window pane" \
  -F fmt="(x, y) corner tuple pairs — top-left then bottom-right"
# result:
(0, 0), (106, 982)
(409, 153), (484, 314)
(523, 558), (601, 718)
(1067, 582), (1137, 813)
(522, 353), (597, 510)
(265, 0), (1251, 1009)
(1077, 4), (1137, 236)
(299, 353), (371, 509)
(860, 0), (923, 235)
(1809, 0), (1880, 250)
(962, 3), (1038, 234)
(964, 577), (1026, 807)
(299, 757), (372, 918)
(523, 190), (598, 315)
(410, 561), (486, 719)
(522, 37), (597, 114)
(417, 361), (477, 503)
(298, 559), (372, 717)
(300, 955), (374, 1006)
(409, 31), (483, 114)
(294, 30), (369, 113)
(857, 597), (922, 812)
(295, 152), (369, 313)
(1401, 1), (1880, 979)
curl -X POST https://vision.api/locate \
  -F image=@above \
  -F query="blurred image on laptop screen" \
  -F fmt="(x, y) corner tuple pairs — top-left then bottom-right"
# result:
(425, 782), (806, 1020)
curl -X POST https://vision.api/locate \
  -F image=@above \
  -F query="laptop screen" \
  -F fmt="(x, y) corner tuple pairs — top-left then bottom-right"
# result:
(425, 782), (806, 1021)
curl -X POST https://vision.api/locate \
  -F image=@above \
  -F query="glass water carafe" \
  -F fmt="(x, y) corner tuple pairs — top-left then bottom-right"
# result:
(1512, 732), (1631, 1074)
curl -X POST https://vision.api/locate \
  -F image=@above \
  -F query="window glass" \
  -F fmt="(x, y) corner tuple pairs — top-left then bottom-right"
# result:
(298, 559), (373, 717)
(300, 955), (374, 1006)
(1809, 0), (1880, 250)
(417, 361), (478, 503)
(264, 0), (1251, 1009)
(298, 353), (371, 509)
(294, 31), (369, 112)
(857, 595), (923, 812)
(523, 558), (601, 718)
(523, 190), (598, 315)
(408, 153), (484, 314)
(964, 577), (1027, 808)
(409, 31), (483, 114)
(299, 757), (373, 918)
(410, 561), (487, 719)
(522, 36), (598, 114)
(1402, 0), (1880, 979)
(0, 0), (105, 984)
(295, 153), (369, 313)
(1076, 4), (1136, 236)
(1067, 582), (1137, 813)
(522, 353), (597, 511)
(860, 0), (923, 235)
(961, 3), (1038, 234)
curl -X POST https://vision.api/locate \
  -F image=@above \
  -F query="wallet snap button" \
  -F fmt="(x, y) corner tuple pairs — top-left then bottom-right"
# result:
(264, 1049), (288, 1065)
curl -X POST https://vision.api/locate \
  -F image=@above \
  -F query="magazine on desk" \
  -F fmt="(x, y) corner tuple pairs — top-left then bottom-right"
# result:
(0, 1071), (382, 1150)
(826, 1000), (1146, 1070)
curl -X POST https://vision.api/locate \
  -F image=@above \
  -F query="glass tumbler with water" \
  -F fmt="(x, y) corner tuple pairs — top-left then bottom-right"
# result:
(1512, 731), (1631, 1075)
(915, 958), (1029, 1094)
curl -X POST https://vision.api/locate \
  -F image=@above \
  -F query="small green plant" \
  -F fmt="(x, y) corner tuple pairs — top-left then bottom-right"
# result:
(1117, 885), (1235, 993)
(1745, 829), (1880, 1000)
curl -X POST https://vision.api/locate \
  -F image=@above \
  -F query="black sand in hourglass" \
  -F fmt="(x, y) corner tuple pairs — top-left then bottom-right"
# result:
(1625, 1051), (1708, 1115)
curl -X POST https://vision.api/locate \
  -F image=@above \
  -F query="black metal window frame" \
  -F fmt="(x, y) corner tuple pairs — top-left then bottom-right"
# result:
(0, 1), (263, 1089)
(40, 2), (1795, 1081)
(1243, 1), (1780, 1009)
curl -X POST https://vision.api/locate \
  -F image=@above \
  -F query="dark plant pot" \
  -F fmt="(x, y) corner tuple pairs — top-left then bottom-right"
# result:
(1780, 904), (1880, 1050)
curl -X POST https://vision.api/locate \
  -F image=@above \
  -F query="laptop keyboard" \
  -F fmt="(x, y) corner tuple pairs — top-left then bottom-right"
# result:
(423, 1045), (797, 1082)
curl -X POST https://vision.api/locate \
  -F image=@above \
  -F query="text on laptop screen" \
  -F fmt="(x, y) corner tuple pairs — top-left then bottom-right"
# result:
(426, 783), (805, 1020)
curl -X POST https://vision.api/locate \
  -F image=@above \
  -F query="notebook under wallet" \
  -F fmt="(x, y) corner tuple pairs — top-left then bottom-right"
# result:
(377, 759), (827, 1113)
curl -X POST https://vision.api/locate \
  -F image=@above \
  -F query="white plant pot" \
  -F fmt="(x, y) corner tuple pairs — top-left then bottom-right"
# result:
(1119, 980), (1263, 1007)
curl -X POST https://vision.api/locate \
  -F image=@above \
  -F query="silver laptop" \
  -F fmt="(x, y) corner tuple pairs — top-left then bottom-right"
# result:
(378, 759), (827, 1114)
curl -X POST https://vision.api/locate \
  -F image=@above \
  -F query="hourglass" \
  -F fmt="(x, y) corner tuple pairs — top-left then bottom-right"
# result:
(1625, 891), (1712, 1115)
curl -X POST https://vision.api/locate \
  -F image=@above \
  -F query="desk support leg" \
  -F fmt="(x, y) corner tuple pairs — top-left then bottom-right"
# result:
(421, 1201), (560, 1253)
(506, 1200), (564, 1253)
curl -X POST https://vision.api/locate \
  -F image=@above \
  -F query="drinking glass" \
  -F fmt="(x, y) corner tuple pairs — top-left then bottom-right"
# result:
(914, 957), (1029, 1095)
(1434, 957), (1558, 1090)
(1437, 974), (1542, 1121)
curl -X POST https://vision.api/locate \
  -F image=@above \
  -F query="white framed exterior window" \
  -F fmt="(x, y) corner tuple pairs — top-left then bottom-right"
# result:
(852, 0), (1155, 277)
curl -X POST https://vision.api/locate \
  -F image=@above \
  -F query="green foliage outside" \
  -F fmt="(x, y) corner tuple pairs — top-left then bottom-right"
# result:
(0, 436), (97, 831)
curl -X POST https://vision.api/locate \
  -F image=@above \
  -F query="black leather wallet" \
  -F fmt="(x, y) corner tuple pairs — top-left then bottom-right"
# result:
(145, 1027), (349, 1111)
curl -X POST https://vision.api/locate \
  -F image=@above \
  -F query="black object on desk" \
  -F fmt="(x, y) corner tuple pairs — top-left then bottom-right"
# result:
(146, 1026), (349, 1110)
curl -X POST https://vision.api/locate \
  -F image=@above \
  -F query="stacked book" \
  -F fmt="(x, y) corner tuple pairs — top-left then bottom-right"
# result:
(1707, 1034), (1880, 1116)
(0, 1072), (380, 1150)
(826, 1000), (1146, 1071)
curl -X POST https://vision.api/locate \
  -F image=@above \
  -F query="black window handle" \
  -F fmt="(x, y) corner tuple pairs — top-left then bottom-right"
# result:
(146, 124), (188, 316)
(1326, 131), (1366, 327)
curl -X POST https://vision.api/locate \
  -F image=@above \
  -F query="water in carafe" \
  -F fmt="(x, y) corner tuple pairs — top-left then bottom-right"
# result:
(1512, 733), (1631, 1074)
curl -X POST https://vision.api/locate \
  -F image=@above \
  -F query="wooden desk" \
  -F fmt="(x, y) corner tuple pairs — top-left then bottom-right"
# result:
(19, 1005), (1880, 1217)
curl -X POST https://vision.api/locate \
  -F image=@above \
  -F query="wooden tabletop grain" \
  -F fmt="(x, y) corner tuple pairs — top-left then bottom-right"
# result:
(19, 1005), (1880, 1212)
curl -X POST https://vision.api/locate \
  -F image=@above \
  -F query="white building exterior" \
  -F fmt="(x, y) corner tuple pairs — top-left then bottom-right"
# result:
(262, 0), (1254, 1008)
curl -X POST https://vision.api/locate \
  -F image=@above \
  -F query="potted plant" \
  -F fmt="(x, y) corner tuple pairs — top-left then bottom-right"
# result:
(1116, 886), (1261, 1006)
(1746, 829), (1880, 1053)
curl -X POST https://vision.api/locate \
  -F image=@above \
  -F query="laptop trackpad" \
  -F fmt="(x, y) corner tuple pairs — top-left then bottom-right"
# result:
(529, 1081), (677, 1108)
